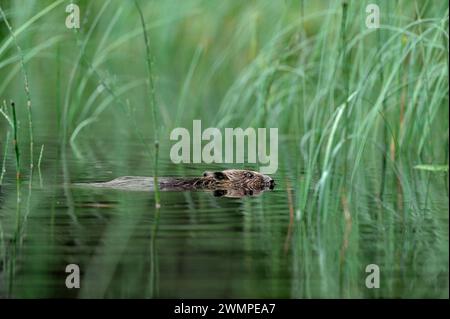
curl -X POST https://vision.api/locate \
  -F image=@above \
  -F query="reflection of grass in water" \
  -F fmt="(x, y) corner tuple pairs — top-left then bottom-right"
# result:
(0, 0), (448, 298)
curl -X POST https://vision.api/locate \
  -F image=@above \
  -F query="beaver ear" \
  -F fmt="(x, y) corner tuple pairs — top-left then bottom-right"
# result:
(213, 189), (227, 197)
(213, 172), (229, 180)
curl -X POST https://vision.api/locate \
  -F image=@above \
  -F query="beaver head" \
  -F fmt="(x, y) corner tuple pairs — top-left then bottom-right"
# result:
(201, 169), (275, 191)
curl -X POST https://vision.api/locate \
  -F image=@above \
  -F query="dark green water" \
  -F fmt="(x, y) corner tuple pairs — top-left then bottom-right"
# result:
(0, 136), (448, 298)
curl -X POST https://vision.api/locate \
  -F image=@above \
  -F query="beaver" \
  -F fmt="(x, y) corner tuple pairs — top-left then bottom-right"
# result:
(75, 169), (275, 198)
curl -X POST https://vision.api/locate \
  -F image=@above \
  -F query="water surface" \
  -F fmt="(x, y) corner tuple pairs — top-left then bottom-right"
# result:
(0, 136), (448, 298)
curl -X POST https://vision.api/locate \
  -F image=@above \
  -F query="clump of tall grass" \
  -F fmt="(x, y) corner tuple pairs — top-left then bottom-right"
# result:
(0, 5), (34, 212)
(211, 0), (448, 296)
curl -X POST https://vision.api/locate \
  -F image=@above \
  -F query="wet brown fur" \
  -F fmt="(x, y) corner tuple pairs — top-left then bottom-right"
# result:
(76, 169), (275, 197)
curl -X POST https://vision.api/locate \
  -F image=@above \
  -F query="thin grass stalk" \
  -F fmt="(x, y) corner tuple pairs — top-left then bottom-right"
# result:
(9, 101), (20, 297)
(340, 1), (349, 181)
(10, 102), (21, 230)
(134, 1), (162, 298)
(338, 7), (351, 287)
(378, 26), (388, 201)
(37, 144), (44, 188)
(297, 0), (306, 183)
(134, 0), (161, 209)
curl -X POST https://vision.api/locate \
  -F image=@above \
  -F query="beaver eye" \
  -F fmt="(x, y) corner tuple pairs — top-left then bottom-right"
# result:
(213, 172), (227, 180)
(245, 172), (253, 178)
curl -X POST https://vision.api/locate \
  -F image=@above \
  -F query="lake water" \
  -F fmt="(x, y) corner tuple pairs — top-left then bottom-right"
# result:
(0, 135), (448, 298)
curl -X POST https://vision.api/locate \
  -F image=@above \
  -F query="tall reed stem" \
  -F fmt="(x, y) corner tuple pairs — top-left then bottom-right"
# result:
(340, 1), (350, 180)
(377, 20), (388, 201)
(134, 0), (161, 208)
(9, 101), (21, 297)
(10, 101), (21, 229)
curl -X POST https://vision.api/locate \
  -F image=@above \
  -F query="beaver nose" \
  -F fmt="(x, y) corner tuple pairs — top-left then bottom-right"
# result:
(269, 179), (275, 190)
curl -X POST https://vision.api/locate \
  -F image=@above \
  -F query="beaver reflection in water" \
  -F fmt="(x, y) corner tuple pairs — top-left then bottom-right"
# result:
(78, 169), (275, 198)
